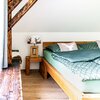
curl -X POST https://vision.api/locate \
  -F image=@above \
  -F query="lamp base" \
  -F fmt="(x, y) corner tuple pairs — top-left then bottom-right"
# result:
(30, 46), (38, 57)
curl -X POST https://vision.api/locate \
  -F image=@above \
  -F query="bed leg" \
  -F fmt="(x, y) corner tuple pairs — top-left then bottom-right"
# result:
(40, 59), (48, 79)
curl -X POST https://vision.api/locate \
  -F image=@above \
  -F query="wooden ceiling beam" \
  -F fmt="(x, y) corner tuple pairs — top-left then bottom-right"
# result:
(8, 0), (38, 31)
(8, 0), (22, 14)
(8, 0), (12, 3)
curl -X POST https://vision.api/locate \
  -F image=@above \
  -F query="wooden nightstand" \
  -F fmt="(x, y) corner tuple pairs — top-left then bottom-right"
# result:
(25, 56), (42, 75)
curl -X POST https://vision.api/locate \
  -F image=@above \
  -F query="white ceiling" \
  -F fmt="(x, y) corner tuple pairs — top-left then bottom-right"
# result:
(13, 0), (100, 32)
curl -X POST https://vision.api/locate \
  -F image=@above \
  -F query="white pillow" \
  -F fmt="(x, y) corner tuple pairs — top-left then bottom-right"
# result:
(57, 42), (78, 52)
(96, 40), (100, 48)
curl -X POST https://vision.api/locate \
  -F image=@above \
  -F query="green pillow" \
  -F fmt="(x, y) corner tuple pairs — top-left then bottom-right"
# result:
(77, 42), (99, 50)
(46, 44), (60, 52)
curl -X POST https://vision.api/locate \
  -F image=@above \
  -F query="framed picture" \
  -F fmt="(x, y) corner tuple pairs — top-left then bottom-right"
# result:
(30, 46), (38, 57)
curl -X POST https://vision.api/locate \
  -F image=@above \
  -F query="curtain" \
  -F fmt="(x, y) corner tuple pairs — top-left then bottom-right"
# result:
(0, 0), (8, 71)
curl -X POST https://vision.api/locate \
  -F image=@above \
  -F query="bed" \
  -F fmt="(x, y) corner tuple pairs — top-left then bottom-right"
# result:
(40, 41), (100, 100)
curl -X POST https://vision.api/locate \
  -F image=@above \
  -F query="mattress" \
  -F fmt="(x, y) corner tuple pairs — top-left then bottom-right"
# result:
(44, 50), (100, 93)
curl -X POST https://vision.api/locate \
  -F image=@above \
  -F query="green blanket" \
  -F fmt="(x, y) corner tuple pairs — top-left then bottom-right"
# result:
(52, 49), (100, 62)
(52, 49), (100, 81)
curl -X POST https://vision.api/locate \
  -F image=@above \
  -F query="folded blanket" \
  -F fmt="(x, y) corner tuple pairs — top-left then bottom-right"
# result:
(52, 49), (100, 62)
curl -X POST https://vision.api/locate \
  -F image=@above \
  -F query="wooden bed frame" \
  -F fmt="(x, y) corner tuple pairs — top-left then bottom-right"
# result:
(40, 41), (100, 100)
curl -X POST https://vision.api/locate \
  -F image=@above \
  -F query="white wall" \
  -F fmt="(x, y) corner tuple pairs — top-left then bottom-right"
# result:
(12, 0), (100, 32)
(12, 0), (100, 69)
(12, 32), (100, 69)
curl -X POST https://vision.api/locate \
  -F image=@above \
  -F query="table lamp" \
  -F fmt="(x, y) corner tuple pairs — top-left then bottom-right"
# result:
(27, 36), (41, 57)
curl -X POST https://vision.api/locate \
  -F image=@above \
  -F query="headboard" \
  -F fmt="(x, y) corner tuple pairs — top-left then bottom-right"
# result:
(43, 41), (93, 49)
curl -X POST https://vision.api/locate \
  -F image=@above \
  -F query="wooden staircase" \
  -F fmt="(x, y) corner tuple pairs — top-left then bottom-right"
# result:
(8, 0), (38, 64)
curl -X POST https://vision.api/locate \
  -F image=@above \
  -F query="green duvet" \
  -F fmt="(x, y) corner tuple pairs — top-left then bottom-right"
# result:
(44, 50), (100, 93)
(52, 49), (100, 62)
(52, 49), (100, 81)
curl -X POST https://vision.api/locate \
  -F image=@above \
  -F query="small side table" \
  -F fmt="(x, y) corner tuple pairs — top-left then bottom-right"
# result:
(25, 56), (42, 75)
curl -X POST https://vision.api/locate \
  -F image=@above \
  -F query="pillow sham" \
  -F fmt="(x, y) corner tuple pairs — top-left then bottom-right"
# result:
(77, 42), (99, 50)
(57, 42), (78, 52)
(46, 44), (60, 52)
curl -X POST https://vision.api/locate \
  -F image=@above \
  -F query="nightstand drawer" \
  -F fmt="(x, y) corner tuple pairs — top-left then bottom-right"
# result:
(30, 57), (42, 62)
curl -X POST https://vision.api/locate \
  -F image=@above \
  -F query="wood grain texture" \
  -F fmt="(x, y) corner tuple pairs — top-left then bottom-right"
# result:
(8, 0), (12, 3)
(42, 59), (81, 100)
(30, 46), (38, 57)
(8, 1), (12, 64)
(25, 56), (42, 75)
(8, 30), (12, 64)
(8, 0), (22, 14)
(8, 0), (38, 64)
(43, 42), (100, 100)
(21, 70), (69, 100)
(40, 59), (47, 79)
(8, 0), (38, 31)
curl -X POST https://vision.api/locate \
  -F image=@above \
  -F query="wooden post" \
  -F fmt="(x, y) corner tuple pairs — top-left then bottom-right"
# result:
(7, 0), (38, 64)
(8, 1), (12, 64)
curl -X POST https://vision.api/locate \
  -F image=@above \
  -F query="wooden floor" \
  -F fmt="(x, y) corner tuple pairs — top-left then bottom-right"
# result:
(21, 70), (69, 100)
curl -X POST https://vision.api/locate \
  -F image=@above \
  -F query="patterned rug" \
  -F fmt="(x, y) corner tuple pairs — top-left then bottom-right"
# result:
(0, 66), (23, 100)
